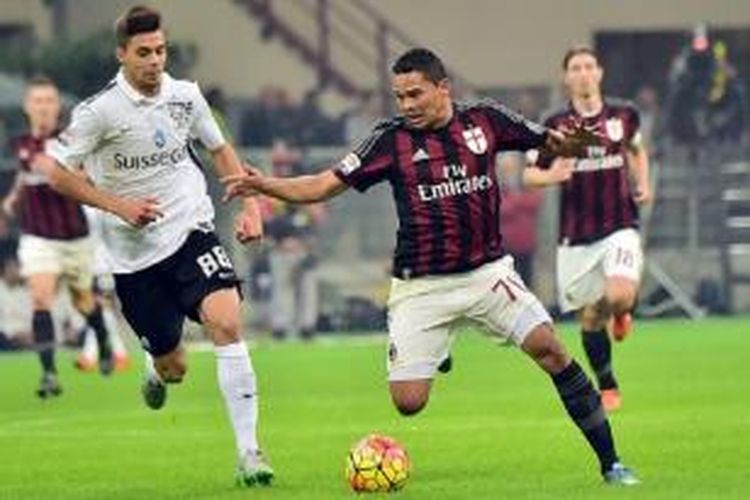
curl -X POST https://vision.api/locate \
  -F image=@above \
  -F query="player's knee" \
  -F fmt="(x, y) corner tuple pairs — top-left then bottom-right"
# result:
(71, 291), (96, 316)
(393, 395), (428, 416)
(605, 279), (637, 313)
(523, 327), (570, 374)
(389, 381), (430, 416)
(206, 315), (242, 345)
(535, 344), (569, 373)
(156, 358), (187, 383)
(605, 290), (635, 314)
(30, 292), (54, 311)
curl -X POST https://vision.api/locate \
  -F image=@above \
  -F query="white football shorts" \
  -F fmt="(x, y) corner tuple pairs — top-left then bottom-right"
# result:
(556, 228), (643, 313)
(386, 256), (552, 381)
(18, 234), (94, 291)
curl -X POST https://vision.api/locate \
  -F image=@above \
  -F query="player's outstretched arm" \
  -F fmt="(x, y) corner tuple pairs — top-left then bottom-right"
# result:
(524, 158), (575, 187)
(37, 154), (163, 228)
(209, 143), (264, 243)
(626, 143), (652, 204)
(222, 168), (348, 204)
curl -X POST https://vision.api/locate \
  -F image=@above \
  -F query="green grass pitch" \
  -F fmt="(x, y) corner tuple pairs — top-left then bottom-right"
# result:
(1, 316), (748, 499)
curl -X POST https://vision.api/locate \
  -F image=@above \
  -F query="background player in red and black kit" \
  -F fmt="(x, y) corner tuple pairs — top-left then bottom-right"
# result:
(526, 46), (652, 412)
(2, 76), (113, 398)
(223, 48), (639, 485)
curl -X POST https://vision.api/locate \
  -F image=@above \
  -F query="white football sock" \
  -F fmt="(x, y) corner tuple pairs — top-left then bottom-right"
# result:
(215, 341), (259, 456)
(103, 307), (127, 356)
(143, 351), (162, 382)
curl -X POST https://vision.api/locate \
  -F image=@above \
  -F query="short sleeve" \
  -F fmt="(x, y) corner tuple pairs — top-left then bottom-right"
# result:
(48, 104), (103, 170)
(626, 105), (643, 147)
(482, 100), (548, 152)
(190, 84), (226, 151)
(333, 121), (394, 192)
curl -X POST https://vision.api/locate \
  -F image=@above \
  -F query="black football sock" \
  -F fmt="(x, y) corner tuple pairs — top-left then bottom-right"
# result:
(552, 360), (619, 474)
(32, 310), (56, 374)
(582, 329), (618, 390)
(85, 305), (112, 360)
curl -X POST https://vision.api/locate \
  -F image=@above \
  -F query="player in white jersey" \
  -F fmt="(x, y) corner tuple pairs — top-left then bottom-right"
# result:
(37, 6), (272, 486)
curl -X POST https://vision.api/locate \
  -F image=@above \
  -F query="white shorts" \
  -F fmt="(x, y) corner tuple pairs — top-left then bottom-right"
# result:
(18, 234), (94, 291)
(556, 228), (643, 313)
(386, 256), (552, 381)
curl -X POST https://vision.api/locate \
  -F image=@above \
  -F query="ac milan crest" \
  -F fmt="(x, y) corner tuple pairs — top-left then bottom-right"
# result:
(462, 126), (488, 155)
(605, 118), (624, 142)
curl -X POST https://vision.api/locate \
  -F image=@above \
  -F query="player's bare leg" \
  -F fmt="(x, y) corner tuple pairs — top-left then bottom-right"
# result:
(140, 346), (183, 410)
(521, 323), (638, 485)
(200, 288), (272, 487)
(605, 276), (638, 342)
(70, 286), (114, 375)
(28, 273), (62, 398)
(152, 346), (187, 383)
(389, 379), (433, 416)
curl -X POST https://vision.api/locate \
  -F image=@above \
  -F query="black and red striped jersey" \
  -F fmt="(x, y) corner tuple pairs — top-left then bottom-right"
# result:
(334, 100), (548, 279)
(10, 132), (89, 240)
(535, 98), (641, 245)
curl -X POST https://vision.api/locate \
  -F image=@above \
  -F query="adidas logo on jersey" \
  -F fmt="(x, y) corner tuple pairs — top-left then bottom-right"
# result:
(412, 148), (429, 163)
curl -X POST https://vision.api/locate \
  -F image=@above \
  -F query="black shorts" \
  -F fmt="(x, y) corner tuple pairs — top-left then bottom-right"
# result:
(114, 230), (241, 356)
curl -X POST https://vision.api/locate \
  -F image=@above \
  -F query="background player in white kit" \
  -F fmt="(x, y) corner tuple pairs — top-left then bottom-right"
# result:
(36, 5), (272, 486)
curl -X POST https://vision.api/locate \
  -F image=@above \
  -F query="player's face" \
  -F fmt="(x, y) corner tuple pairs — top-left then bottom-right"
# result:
(23, 84), (61, 133)
(392, 72), (451, 130)
(117, 30), (167, 95)
(564, 53), (603, 99)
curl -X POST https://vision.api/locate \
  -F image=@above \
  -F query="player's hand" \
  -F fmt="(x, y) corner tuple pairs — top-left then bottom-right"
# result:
(548, 158), (575, 183)
(234, 210), (263, 245)
(221, 166), (265, 202)
(29, 153), (57, 175)
(545, 125), (601, 157)
(114, 196), (164, 228)
(633, 182), (652, 204)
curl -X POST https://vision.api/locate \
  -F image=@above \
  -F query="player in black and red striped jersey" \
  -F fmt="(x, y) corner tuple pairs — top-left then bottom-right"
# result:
(2, 76), (114, 397)
(525, 46), (652, 413)
(223, 48), (639, 485)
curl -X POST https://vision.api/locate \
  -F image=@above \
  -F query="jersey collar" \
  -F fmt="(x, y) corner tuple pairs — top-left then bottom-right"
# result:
(116, 69), (173, 105)
(569, 99), (604, 119)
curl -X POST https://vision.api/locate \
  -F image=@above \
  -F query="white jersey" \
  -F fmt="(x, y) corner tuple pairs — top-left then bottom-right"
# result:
(48, 70), (225, 273)
(82, 205), (113, 276)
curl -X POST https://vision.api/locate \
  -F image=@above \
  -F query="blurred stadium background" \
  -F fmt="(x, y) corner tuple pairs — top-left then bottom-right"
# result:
(1, 0), (749, 341)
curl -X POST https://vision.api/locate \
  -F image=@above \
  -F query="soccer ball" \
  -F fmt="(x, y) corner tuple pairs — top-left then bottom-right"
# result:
(346, 434), (410, 493)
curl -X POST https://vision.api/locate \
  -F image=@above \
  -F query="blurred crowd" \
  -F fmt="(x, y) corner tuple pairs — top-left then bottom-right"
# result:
(236, 86), (381, 147)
